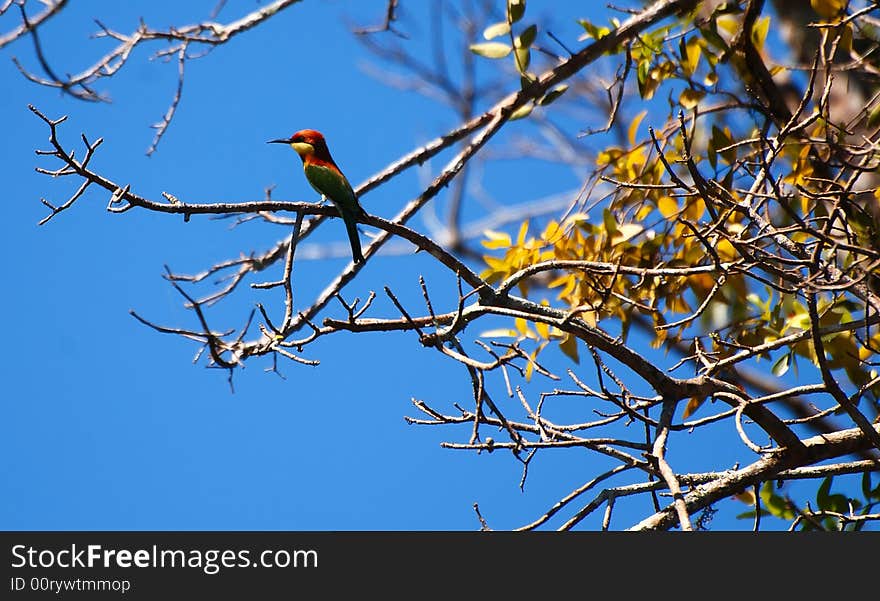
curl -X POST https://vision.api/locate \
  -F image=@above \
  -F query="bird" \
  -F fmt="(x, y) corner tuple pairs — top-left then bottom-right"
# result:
(268, 129), (367, 264)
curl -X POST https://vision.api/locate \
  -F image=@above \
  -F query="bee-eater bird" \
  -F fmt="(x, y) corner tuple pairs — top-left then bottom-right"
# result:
(269, 129), (367, 264)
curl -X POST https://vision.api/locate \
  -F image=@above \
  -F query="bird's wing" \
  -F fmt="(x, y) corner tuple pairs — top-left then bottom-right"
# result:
(304, 163), (359, 212)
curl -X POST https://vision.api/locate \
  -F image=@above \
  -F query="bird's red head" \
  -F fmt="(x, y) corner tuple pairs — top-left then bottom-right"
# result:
(289, 129), (325, 145)
(268, 129), (331, 161)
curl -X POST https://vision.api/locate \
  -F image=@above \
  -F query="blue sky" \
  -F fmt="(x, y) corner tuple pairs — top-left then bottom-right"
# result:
(1, 0), (874, 531)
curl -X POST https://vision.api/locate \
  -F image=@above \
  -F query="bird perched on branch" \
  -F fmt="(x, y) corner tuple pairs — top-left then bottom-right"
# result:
(269, 129), (367, 264)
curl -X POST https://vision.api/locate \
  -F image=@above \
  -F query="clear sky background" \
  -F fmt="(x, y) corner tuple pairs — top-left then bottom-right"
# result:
(2, 0), (873, 531)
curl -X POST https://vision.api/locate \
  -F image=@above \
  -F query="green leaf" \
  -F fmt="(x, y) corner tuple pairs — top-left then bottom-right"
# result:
(637, 60), (650, 98)
(518, 72), (540, 91)
(483, 21), (511, 40)
(602, 208), (618, 235)
(862, 471), (879, 500)
(509, 103), (533, 121)
(760, 481), (795, 520)
(577, 18), (610, 41)
(817, 476), (832, 509)
(469, 42), (512, 59)
(699, 24), (729, 51)
(867, 105), (880, 129)
(539, 83), (568, 106)
(707, 137), (717, 170)
(514, 46), (531, 72)
(517, 24), (537, 48)
(771, 352), (790, 377)
(709, 125), (736, 168)
(507, 0), (525, 24)
(679, 88), (705, 109)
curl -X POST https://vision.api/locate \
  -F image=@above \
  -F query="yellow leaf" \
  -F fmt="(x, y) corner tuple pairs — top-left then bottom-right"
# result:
(717, 239), (737, 260)
(559, 333), (580, 363)
(682, 397), (704, 419)
(751, 16), (770, 50)
(684, 197), (705, 221)
(548, 273), (572, 289)
(840, 22), (853, 54)
(628, 110), (647, 146)
(481, 229), (512, 249)
(514, 317), (529, 336)
(679, 88), (705, 109)
(658, 196), (679, 219)
(636, 204), (654, 221)
(564, 212), (591, 226)
(516, 220), (530, 245)
(811, 0), (845, 20)
(483, 255), (509, 271)
(716, 14), (740, 36)
(602, 208), (618, 234)
(542, 220), (562, 244)
(684, 38), (702, 76)
(536, 320), (550, 339)
(480, 269), (503, 285)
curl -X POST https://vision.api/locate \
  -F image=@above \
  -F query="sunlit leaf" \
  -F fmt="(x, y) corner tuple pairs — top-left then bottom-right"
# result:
(751, 16), (770, 50)
(509, 102), (534, 120)
(469, 42), (512, 58)
(479, 328), (519, 338)
(716, 14), (740, 36)
(628, 110), (647, 146)
(483, 21), (511, 40)
(514, 45), (531, 72)
(482, 229), (512, 249)
(680, 37), (702, 76)
(577, 18), (610, 41)
(658, 196), (679, 219)
(535, 320), (549, 339)
(516, 220), (529, 245)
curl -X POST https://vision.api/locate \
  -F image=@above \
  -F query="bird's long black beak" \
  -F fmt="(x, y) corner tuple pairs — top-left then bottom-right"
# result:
(267, 138), (290, 145)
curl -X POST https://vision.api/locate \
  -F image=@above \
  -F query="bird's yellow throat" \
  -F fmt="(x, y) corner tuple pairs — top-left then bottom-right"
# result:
(290, 141), (314, 157)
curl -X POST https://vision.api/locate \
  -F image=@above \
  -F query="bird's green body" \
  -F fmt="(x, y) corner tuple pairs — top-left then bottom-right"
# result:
(302, 162), (365, 264)
(269, 129), (367, 263)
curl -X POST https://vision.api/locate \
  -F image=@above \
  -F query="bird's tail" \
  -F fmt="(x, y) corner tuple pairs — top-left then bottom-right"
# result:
(342, 209), (365, 264)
